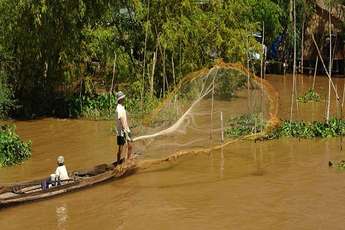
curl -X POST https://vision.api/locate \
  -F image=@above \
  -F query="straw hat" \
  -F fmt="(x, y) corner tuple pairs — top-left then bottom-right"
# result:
(57, 156), (64, 164)
(116, 91), (126, 102)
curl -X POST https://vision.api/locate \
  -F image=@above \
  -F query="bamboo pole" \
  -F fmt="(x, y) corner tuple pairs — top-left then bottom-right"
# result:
(210, 76), (215, 141)
(179, 42), (182, 79)
(290, 0), (297, 122)
(109, 53), (117, 114)
(260, 23), (264, 80)
(110, 52), (117, 94)
(312, 56), (318, 90)
(164, 49), (169, 93)
(141, 1), (150, 122)
(341, 81), (345, 151)
(150, 51), (157, 97)
(301, 11), (305, 75)
(163, 47), (166, 96)
(220, 146), (224, 178)
(342, 82), (345, 109)
(311, 34), (339, 100)
(326, 1), (332, 122)
(220, 111), (224, 143)
(261, 22), (265, 129)
(172, 55), (176, 87)
(246, 32), (251, 111)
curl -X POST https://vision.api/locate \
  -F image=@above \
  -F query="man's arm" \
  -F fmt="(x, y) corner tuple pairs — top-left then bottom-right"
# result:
(119, 115), (132, 141)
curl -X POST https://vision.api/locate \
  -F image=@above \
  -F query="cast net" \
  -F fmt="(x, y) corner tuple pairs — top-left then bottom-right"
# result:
(131, 61), (279, 161)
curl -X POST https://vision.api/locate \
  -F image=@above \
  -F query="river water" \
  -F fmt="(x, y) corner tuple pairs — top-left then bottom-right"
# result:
(2, 74), (345, 230)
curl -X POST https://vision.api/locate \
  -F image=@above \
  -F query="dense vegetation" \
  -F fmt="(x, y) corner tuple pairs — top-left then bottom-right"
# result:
(225, 115), (345, 139)
(0, 0), (288, 119)
(0, 125), (31, 166)
(297, 88), (320, 103)
(225, 113), (265, 137)
(0, 1), (343, 166)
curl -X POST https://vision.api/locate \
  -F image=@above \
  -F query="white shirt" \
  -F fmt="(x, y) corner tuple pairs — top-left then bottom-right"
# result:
(116, 103), (130, 136)
(55, 165), (69, 180)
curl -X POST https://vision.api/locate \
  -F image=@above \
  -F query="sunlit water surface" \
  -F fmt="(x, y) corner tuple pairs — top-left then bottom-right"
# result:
(2, 75), (345, 230)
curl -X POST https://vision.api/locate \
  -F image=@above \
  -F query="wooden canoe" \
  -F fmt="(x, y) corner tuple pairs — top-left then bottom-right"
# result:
(0, 160), (137, 208)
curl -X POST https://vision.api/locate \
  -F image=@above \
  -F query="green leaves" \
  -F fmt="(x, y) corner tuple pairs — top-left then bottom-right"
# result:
(225, 114), (345, 140)
(0, 0), (286, 118)
(271, 118), (345, 139)
(0, 125), (31, 167)
(297, 88), (320, 103)
(0, 71), (14, 118)
(225, 113), (266, 137)
(68, 91), (159, 120)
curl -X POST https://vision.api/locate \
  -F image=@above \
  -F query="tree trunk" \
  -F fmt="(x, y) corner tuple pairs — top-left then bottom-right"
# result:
(172, 55), (176, 86)
(150, 51), (157, 97)
(110, 53), (117, 93)
(301, 13), (305, 74)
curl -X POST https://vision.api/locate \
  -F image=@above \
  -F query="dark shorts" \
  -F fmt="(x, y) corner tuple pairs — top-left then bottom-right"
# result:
(117, 135), (126, 146)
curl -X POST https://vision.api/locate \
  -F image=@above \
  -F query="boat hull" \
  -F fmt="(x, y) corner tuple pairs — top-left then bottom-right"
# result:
(0, 160), (136, 208)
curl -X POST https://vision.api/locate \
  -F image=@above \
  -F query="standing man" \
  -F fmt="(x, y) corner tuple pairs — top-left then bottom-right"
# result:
(115, 91), (133, 165)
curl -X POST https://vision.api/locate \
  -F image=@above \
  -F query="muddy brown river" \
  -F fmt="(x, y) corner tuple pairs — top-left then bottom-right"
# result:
(2, 75), (345, 229)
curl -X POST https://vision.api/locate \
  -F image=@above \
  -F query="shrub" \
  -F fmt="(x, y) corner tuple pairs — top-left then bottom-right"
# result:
(225, 113), (265, 137)
(297, 89), (320, 103)
(0, 71), (14, 118)
(0, 125), (32, 167)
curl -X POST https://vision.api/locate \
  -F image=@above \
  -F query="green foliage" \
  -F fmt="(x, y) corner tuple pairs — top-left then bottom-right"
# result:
(329, 160), (345, 171)
(0, 71), (14, 118)
(225, 113), (266, 137)
(270, 118), (345, 139)
(215, 70), (247, 99)
(297, 88), (320, 103)
(68, 92), (159, 121)
(271, 0), (314, 61)
(225, 116), (345, 139)
(0, 125), (31, 167)
(0, 0), (284, 117)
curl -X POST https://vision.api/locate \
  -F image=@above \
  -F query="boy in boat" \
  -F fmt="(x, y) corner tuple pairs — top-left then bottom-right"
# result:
(41, 156), (69, 190)
(114, 91), (133, 166)
(54, 156), (69, 181)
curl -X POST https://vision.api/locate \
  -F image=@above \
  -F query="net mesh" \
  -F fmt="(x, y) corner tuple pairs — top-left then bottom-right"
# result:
(131, 61), (279, 161)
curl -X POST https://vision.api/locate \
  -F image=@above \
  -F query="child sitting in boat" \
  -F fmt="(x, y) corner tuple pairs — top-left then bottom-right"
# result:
(54, 156), (69, 181)
(41, 156), (69, 190)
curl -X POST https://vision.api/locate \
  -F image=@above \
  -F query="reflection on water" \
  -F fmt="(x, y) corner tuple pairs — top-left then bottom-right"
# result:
(220, 147), (224, 179)
(56, 203), (68, 230)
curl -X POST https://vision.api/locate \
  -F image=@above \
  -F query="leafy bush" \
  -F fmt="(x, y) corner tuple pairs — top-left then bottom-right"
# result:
(224, 114), (345, 140)
(0, 71), (14, 118)
(0, 125), (32, 167)
(68, 92), (159, 121)
(297, 89), (320, 103)
(225, 113), (265, 137)
(270, 118), (345, 139)
(329, 160), (345, 171)
(215, 70), (247, 100)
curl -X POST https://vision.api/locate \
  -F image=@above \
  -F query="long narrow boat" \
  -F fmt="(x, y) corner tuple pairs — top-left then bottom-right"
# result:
(0, 160), (137, 208)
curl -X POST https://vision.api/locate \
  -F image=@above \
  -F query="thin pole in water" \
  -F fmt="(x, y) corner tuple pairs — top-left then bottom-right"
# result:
(220, 111), (224, 143)
(141, 0), (150, 124)
(210, 76), (215, 141)
(290, 0), (297, 122)
(340, 82), (345, 151)
(326, 0), (332, 123)
(246, 31), (251, 112)
(312, 56), (318, 90)
(261, 22), (265, 128)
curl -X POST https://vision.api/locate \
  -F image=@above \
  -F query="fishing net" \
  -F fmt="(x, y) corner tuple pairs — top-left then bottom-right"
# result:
(131, 61), (279, 160)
